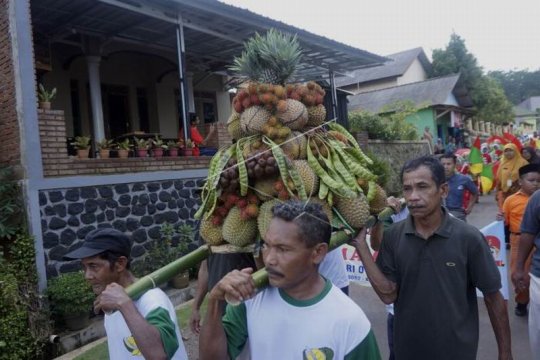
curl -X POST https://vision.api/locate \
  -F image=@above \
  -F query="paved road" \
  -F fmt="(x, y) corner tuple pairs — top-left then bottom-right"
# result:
(350, 193), (532, 360)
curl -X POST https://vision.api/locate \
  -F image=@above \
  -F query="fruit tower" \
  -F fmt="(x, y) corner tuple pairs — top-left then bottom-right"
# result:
(196, 29), (387, 248)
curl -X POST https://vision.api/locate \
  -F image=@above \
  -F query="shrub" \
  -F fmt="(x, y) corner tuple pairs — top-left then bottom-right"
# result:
(349, 101), (422, 141)
(47, 272), (94, 317)
(364, 150), (392, 189)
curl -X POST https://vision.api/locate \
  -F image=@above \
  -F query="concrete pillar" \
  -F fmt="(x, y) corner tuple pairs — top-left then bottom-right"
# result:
(86, 56), (105, 143)
(479, 121), (485, 133)
(473, 121), (479, 132)
(466, 119), (473, 132)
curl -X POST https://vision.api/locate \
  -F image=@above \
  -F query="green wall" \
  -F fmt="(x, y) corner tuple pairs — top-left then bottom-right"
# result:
(405, 108), (435, 138)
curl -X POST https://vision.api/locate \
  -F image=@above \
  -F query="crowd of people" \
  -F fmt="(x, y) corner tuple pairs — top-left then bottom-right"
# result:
(61, 127), (540, 359)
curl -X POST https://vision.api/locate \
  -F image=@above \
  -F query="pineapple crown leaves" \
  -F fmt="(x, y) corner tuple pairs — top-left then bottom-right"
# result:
(230, 29), (303, 85)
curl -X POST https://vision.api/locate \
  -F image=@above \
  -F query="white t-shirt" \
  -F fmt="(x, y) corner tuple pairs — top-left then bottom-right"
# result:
(319, 246), (350, 289)
(223, 280), (380, 359)
(104, 288), (187, 359)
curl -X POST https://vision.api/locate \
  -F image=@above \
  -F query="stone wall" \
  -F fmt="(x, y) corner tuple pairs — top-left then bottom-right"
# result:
(39, 177), (205, 278)
(366, 140), (431, 195)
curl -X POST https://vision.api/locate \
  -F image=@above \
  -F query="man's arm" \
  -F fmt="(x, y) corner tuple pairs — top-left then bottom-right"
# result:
(96, 283), (168, 360)
(199, 268), (255, 360)
(511, 233), (536, 292)
(190, 260), (209, 334)
(465, 178), (479, 214)
(351, 228), (397, 304)
(483, 291), (513, 360)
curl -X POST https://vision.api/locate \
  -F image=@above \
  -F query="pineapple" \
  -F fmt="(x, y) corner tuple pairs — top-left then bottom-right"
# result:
(229, 29), (303, 85)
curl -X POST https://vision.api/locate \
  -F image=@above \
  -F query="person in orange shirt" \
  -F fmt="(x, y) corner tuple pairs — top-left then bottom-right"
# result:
(179, 115), (216, 156)
(498, 163), (540, 316)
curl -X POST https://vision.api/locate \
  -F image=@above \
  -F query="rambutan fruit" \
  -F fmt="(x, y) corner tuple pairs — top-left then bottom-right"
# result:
(247, 193), (259, 205)
(245, 203), (259, 218)
(242, 97), (251, 109)
(267, 116), (278, 127)
(250, 94), (261, 106)
(278, 190), (289, 201)
(211, 215), (223, 226)
(273, 85), (286, 99)
(277, 100), (287, 113)
(237, 199), (248, 208)
(273, 180), (285, 192)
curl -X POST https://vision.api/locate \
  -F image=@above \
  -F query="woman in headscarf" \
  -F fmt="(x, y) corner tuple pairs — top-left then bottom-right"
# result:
(521, 146), (540, 165)
(496, 143), (529, 209)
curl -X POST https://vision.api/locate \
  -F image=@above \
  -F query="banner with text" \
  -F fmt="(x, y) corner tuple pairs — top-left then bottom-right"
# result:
(342, 223), (509, 299)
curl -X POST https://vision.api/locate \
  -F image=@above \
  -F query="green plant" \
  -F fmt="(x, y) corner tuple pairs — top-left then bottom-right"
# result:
(151, 136), (167, 150)
(134, 137), (150, 150)
(47, 272), (94, 316)
(132, 223), (193, 277)
(71, 136), (91, 150)
(363, 150), (392, 189)
(96, 138), (113, 150)
(116, 138), (131, 150)
(37, 83), (57, 102)
(349, 101), (421, 141)
(0, 166), (23, 243)
(167, 140), (180, 149)
(0, 232), (50, 360)
(185, 139), (195, 149)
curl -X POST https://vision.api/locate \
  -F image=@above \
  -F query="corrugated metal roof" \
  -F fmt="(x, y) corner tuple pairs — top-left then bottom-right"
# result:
(348, 74), (472, 113)
(30, 0), (386, 82)
(336, 47), (431, 87)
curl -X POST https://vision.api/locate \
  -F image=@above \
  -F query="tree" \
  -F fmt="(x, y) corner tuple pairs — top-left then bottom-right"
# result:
(431, 33), (514, 124)
(489, 69), (540, 104)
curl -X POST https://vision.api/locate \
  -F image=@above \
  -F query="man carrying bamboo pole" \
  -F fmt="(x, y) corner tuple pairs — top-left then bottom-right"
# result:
(64, 228), (187, 360)
(199, 200), (381, 360)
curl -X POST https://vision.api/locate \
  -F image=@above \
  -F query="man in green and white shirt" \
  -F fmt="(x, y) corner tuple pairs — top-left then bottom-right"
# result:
(65, 228), (187, 359)
(200, 200), (381, 360)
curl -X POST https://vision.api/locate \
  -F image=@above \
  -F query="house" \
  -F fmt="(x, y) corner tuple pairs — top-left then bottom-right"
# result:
(514, 96), (540, 134)
(348, 74), (473, 142)
(1, 0), (385, 289)
(336, 47), (431, 94)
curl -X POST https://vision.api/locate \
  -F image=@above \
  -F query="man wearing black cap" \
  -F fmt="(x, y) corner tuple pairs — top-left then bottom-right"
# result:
(64, 228), (187, 359)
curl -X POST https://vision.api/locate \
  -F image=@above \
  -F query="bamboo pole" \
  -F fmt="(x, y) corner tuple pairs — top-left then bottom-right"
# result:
(126, 200), (403, 299)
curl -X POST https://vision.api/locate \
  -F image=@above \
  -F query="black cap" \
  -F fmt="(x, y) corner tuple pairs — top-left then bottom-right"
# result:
(64, 228), (132, 259)
(519, 163), (540, 177)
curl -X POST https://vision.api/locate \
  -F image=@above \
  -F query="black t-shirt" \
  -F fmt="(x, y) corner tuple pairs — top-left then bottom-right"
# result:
(376, 208), (501, 360)
(207, 252), (256, 291)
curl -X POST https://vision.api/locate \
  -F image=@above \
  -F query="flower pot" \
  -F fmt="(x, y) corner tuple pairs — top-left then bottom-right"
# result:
(169, 271), (190, 289)
(118, 149), (129, 158)
(63, 312), (90, 331)
(39, 101), (51, 110)
(137, 149), (148, 158)
(153, 148), (164, 158)
(168, 148), (178, 157)
(77, 149), (89, 159)
(182, 148), (193, 157)
(99, 149), (110, 159)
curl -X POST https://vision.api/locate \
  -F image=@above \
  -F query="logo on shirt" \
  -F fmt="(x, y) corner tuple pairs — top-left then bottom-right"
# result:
(123, 336), (141, 356)
(303, 347), (334, 360)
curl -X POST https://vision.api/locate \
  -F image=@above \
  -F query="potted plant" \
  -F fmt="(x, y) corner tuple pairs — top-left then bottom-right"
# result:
(96, 138), (113, 159)
(116, 138), (131, 158)
(182, 139), (194, 157)
(71, 135), (91, 159)
(134, 138), (149, 158)
(167, 141), (180, 157)
(47, 271), (95, 331)
(37, 83), (57, 110)
(151, 136), (167, 158)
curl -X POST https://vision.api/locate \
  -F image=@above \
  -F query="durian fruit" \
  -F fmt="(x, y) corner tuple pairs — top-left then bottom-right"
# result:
(240, 106), (272, 135)
(227, 111), (244, 141)
(282, 131), (307, 160)
(369, 183), (387, 214)
(222, 206), (258, 247)
(293, 160), (319, 197)
(334, 193), (370, 229)
(278, 99), (308, 130)
(308, 197), (333, 224)
(254, 177), (278, 201)
(307, 104), (326, 127)
(257, 199), (280, 240)
(200, 217), (224, 246)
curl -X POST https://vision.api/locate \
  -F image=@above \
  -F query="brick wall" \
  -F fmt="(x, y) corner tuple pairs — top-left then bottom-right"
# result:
(38, 110), (211, 177)
(0, 0), (21, 168)
(203, 122), (233, 149)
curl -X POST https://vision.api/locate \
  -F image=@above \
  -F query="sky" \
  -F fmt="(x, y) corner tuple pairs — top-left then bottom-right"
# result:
(220, 0), (540, 72)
